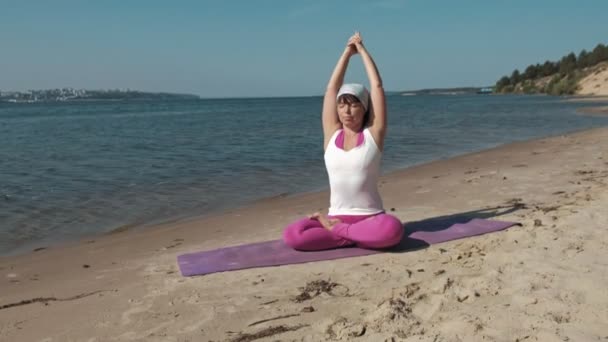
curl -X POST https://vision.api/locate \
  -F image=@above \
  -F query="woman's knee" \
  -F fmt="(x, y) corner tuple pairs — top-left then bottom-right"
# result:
(283, 235), (305, 250)
(282, 217), (328, 249)
(377, 214), (404, 245)
(282, 218), (306, 248)
(282, 226), (296, 248)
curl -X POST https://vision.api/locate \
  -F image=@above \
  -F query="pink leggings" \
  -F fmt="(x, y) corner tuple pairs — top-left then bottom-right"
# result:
(282, 213), (404, 251)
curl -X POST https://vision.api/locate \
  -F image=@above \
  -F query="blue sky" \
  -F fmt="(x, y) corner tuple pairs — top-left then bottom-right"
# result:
(1, 1), (607, 98)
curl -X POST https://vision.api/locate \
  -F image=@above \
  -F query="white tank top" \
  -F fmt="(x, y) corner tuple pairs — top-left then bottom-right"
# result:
(324, 128), (384, 216)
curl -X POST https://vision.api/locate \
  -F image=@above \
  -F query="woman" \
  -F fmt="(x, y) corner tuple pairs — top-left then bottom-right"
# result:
(282, 32), (404, 251)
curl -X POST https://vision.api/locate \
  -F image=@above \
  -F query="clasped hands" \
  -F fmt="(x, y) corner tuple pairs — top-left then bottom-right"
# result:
(345, 31), (364, 56)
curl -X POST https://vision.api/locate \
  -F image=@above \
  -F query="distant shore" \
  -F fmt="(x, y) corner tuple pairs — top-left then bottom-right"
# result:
(0, 89), (200, 103)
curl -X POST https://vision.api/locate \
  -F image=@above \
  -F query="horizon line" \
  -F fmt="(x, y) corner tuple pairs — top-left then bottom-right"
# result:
(1, 85), (495, 101)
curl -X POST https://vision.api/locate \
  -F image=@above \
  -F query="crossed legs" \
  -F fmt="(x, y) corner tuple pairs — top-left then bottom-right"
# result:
(282, 212), (404, 251)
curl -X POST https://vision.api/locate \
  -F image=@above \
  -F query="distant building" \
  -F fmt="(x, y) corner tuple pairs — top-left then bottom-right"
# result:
(477, 87), (494, 94)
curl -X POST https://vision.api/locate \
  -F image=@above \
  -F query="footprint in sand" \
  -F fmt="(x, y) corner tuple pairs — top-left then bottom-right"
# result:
(324, 317), (367, 340)
(412, 293), (444, 321)
(121, 299), (152, 325)
(325, 282), (424, 338)
(562, 241), (585, 257)
(364, 298), (424, 337)
(457, 272), (503, 300)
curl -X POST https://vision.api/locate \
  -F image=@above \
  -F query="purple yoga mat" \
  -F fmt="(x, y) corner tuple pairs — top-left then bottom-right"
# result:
(177, 218), (518, 277)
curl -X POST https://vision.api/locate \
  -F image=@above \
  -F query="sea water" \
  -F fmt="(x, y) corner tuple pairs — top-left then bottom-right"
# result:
(1, 95), (607, 255)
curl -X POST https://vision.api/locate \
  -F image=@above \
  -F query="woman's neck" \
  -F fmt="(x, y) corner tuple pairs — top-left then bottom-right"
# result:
(343, 125), (363, 137)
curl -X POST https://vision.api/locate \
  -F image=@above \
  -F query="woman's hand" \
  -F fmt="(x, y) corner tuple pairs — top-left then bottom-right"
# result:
(348, 31), (364, 53)
(344, 32), (362, 56)
(344, 41), (357, 57)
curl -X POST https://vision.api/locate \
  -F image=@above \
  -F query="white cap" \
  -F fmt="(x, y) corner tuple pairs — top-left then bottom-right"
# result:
(337, 83), (370, 111)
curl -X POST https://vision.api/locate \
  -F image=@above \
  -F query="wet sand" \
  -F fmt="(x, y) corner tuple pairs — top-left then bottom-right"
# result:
(577, 105), (608, 116)
(1, 127), (607, 341)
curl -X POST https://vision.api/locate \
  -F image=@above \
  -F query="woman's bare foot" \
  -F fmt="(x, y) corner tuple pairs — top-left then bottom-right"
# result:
(308, 212), (321, 220)
(309, 212), (341, 230)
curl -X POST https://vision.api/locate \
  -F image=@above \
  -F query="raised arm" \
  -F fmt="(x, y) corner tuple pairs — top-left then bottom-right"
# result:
(352, 32), (387, 150)
(322, 42), (356, 150)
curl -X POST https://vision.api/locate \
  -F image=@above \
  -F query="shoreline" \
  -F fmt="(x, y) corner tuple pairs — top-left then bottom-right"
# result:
(4, 123), (607, 259)
(563, 95), (608, 102)
(1, 126), (607, 340)
(577, 105), (608, 116)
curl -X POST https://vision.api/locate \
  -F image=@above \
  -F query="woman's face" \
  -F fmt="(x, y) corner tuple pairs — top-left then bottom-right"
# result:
(337, 99), (366, 130)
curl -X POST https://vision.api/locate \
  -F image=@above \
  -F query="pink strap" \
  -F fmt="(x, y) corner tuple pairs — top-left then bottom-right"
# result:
(335, 130), (365, 150)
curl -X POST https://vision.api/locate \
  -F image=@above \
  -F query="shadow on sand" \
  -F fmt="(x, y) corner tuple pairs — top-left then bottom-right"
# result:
(389, 204), (523, 253)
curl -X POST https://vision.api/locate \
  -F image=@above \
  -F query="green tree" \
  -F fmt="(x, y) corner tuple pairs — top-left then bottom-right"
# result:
(495, 76), (511, 92)
(541, 60), (557, 77)
(558, 52), (577, 75)
(577, 49), (590, 68)
(496, 41), (607, 95)
(510, 69), (521, 85)
(545, 74), (579, 95)
(588, 44), (608, 65)
(524, 64), (540, 79)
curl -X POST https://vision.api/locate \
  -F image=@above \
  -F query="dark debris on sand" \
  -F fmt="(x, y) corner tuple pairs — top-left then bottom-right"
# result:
(505, 198), (528, 209)
(292, 279), (343, 303)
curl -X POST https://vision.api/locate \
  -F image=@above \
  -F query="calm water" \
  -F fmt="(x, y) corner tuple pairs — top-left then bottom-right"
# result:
(1, 95), (607, 255)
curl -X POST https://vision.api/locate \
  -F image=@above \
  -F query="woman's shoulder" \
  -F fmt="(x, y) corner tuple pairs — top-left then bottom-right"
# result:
(363, 126), (381, 151)
(362, 126), (374, 139)
(328, 128), (342, 143)
(324, 128), (343, 152)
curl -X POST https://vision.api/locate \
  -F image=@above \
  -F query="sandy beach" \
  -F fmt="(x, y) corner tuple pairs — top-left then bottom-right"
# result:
(1, 126), (608, 341)
(577, 62), (608, 97)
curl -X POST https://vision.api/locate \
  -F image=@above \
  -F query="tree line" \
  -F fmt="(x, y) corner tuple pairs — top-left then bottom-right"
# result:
(495, 43), (608, 95)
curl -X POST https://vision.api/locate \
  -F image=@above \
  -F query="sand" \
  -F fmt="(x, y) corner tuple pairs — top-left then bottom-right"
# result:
(1, 127), (608, 341)
(567, 94), (608, 116)
(577, 62), (608, 96)
(577, 105), (608, 116)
